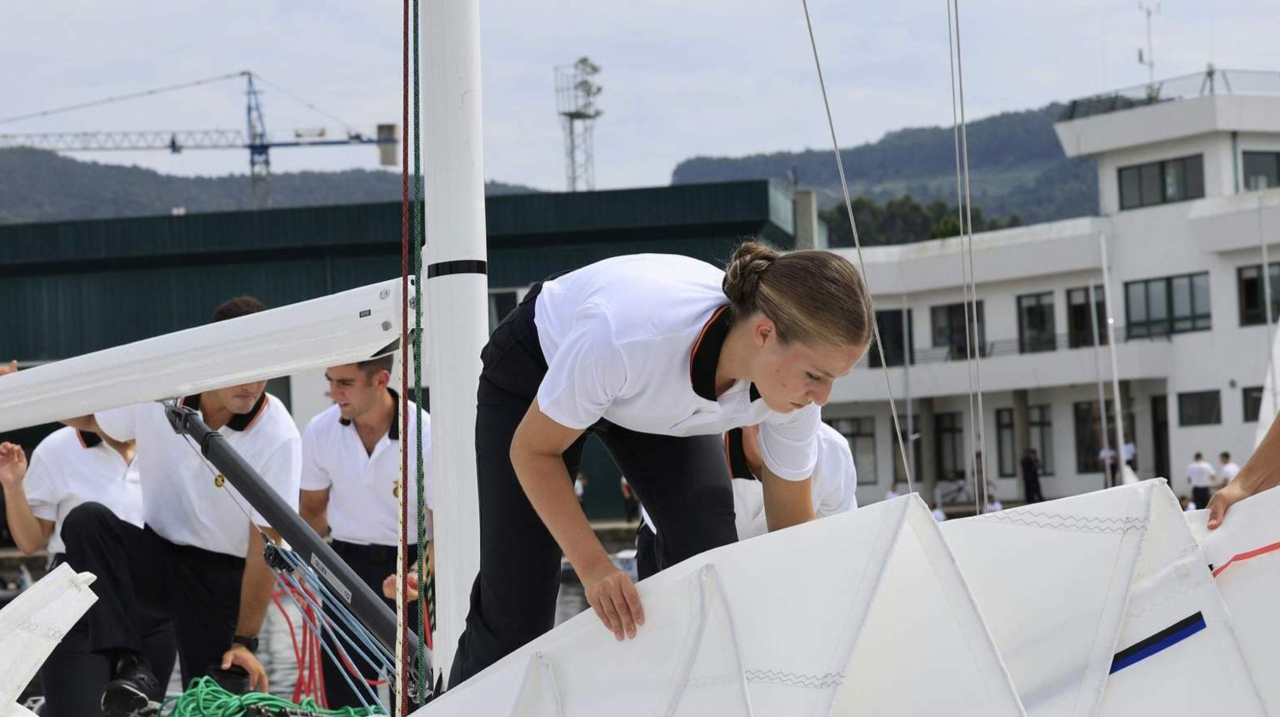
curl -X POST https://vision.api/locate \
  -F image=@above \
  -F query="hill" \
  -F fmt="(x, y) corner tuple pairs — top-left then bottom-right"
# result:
(0, 148), (540, 225)
(671, 103), (1097, 225)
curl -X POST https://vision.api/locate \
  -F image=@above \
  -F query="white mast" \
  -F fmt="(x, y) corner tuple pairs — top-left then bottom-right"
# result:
(1099, 232), (1127, 484)
(422, 0), (488, 678)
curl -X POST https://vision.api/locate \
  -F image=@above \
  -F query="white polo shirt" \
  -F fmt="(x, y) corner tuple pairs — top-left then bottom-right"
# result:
(1220, 461), (1241, 484)
(1186, 460), (1216, 489)
(534, 253), (820, 481)
(96, 393), (301, 558)
(301, 394), (432, 546)
(23, 427), (144, 556)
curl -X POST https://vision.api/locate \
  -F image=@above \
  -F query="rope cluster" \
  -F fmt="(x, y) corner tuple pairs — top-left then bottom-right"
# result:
(160, 676), (382, 717)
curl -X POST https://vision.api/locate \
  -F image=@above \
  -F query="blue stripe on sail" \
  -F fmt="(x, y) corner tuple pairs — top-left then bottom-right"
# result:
(1110, 614), (1206, 674)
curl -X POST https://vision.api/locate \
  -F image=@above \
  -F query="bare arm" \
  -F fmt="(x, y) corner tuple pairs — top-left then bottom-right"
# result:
(220, 525), (282, 691)
(760, 467), (815, 532)
(299, 488), (330, 537)
(1209, 415), (1280, 529)
(512, 399), (643, 640)
(0, 444), (54, 555)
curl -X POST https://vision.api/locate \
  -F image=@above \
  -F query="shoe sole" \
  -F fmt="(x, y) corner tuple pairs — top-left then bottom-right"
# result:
(101, 680), (154, 717)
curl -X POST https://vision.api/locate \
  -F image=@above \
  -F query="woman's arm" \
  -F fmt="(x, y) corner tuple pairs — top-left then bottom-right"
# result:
(512, 399), (644, 641)
(760, 467), (815, 532)
(1208, 414), (1280, 529)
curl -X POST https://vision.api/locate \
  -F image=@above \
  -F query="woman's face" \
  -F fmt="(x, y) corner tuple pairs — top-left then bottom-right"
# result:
(747, 317), (864, 414)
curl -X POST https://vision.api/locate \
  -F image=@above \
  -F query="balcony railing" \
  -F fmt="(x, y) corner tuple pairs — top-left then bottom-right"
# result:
(1061, 68), (1280, 121)
(877, 327), (1174, 367)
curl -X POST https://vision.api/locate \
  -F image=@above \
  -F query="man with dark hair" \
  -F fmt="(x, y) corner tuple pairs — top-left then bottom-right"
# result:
(1187, 451), (1216, 511)
(212, 295), (268, 323)
(1020, 448), (1043, 504)
(299, 354), (431, 711)
(60, 295), (303, 716)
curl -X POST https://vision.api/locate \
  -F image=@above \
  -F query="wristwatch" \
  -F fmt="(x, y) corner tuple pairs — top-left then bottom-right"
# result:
(232, 634), (260, 653)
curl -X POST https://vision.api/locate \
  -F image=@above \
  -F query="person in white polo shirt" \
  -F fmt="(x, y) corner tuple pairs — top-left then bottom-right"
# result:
(299, 354), (431, 711)
(635, 420), (859, 579)
(59, 296), (302, 716)
(1217, 451), (1240, 487)
(449, 241), (873, 686)
(1186, 451), (1217, 514)
(2, 424), (174, 717)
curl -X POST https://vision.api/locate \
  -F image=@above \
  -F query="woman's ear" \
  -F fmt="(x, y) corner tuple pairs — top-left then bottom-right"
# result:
(752, 316), (775, 348)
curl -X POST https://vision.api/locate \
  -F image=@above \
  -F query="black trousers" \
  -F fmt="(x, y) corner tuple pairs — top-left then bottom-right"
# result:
(59, 502), (244, 699)
(634, 523), (661, 581)
(321, 540), (420, 713)
(1022, 475), (1043, 504)
(448, 283), (737, 688)
(1193, 486), (1211, 510)
(40, 555), (177, 717)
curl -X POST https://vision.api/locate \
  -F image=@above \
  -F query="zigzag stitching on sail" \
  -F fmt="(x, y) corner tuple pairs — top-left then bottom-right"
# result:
(977, 511), (1148, 535)
(744, 669), (845, 689)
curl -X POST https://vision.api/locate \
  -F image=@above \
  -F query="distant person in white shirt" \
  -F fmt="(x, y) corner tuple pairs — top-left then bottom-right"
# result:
(931, 502), (948, 522)
(1217, 452), (1240, 487)
(60, 296), (302, 714)
(884, 482), (903, 502)
(573, 471), (589, 505)
(985, 496), (1004, 513)
(1, 423), (170, 717)
(299, 354), (431, 711)
(1186, 452), (1216, 516)
(1122, 437), (1137, 470)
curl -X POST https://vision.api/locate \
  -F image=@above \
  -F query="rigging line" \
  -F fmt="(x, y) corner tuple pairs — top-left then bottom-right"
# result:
(952, 0), (990, 512)
(945, 0), (981, 517)
(0, 71), (246, 126)
(275, 571), (382, 713)
(798, 0), (914, 495)
(250, 73), (360, 132)
(396, 0), (413, 705)
(411, 0), (430, 691)
(281, 553), (397, 674)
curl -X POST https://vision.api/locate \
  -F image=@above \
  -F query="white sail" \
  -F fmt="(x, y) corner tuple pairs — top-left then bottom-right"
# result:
(419, 495), (1025, 717)
(942, 481), (1266, 717)
(1187, 488), (1280, 715)
(1256, 325), (1280, 448)
(0, 279), (408, 433)
(0, 564), (99, 714)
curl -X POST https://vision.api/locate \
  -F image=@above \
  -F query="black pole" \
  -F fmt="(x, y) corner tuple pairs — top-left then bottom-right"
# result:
(164, 403), (425, 678)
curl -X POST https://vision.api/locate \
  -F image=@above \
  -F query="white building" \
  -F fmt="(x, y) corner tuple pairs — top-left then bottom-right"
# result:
(826, 69), (1280, 510)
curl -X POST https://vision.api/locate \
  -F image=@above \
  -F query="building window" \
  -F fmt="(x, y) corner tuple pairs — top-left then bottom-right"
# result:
(935, 412), (965, 482)
(892, 414), (923, 485)
(1178, 390), (1222, 426)
(1028, 404), (1054, 476)
(1237, 264), (1280, 326)
(1074, 401), (1129, 474)
(1243, 386), (1264, 423)
(996, 408), (1015, 477)
(1067, 285), (1108, 348)
(1017, 292), (1056, 353)
(827, 417), (877, 485)
(931, 301), (986, 360)
(488, 290), (520, 333)
(1125, 273), (1211, 338)
(869, 308), (914, 368)
(1243, 151), (1280, 191)
(1118, 155), (1205, 210)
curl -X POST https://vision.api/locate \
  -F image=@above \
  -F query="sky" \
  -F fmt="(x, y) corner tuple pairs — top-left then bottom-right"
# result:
(1, 0), (1275, 192)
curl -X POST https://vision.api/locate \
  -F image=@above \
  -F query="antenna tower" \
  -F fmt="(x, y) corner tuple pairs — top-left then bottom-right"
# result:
(555, 57), (603, 192)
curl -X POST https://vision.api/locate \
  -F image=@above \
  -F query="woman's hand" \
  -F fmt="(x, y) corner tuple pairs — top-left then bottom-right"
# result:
(1207, 480), (1252, 530)
(579, 556), (644, 641)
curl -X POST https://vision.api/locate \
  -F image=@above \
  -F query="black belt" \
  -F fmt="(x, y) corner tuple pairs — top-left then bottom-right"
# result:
(331, 539), (414, 564)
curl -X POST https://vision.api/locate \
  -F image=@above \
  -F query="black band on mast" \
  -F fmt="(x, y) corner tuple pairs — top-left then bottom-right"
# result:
(426, 259), (487, 278)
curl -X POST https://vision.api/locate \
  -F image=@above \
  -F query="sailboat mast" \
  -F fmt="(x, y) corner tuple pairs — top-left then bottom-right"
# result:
(422, 0), (489, 678)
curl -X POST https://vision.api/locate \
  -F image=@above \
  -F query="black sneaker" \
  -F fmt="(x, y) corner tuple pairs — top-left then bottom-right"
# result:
(102, 652), (160, 717)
